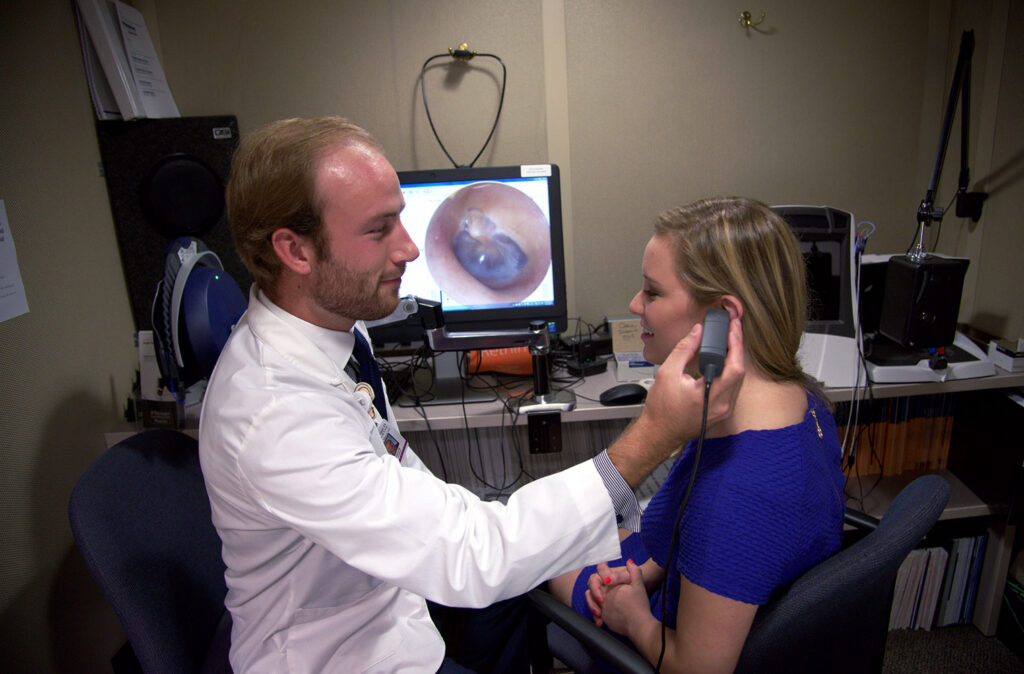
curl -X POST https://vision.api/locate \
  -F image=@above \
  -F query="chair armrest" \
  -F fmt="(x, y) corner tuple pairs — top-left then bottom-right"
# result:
(844, 508), (880, 531)
(527, 588), (655, 674)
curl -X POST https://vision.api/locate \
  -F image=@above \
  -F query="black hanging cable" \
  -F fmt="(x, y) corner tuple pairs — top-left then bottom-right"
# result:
(419, 44), (507, 168)
(655, 377), (711, 673)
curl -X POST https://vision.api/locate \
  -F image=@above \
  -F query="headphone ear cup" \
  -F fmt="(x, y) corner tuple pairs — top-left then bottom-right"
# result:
(181, 266), (247, 378)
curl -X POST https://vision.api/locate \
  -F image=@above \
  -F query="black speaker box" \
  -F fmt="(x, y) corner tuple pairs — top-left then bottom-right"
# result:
(96, 115), (251, 330)
(879, 255), (968, 349)
(857, 257), (889, 335)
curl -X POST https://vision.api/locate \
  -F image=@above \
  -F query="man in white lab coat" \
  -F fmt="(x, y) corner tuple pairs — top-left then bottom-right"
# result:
(198, 117), (743, 672)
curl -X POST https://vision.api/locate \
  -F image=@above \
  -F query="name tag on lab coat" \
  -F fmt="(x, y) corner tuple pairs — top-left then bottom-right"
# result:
(353, 382), (407, 461)
(375, 417), (408, 461)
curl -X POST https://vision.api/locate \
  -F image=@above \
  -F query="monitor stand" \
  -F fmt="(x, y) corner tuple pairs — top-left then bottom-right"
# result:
(397, 351), (497, 407)
(865, 331), (995, 384)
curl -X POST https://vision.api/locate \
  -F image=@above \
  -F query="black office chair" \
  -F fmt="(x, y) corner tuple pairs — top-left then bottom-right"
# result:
(68, 429), (232, 673)
(528, 474), (951, 674)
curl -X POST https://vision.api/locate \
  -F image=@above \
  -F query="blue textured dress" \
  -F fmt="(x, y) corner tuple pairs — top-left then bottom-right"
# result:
(571, 391), (845, 654)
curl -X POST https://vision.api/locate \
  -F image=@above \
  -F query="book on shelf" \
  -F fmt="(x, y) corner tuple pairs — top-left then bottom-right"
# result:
(936, 537), (971, 627)
(889, 548), (923, 630)
(839, 398), (888, 477)
(890, 533), (988, 632)
(960, 535), (988, 624)
(883, 397), (910, 476)
(916, 547), (949, 630)
(888, 546), (948, 631)
(900, 396), (927, 473)
(841, 393), (956, 478)
(936, 534), (988, 627)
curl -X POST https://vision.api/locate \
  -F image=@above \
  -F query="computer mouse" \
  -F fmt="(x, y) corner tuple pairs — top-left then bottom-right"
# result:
(599, 382), (648, 406)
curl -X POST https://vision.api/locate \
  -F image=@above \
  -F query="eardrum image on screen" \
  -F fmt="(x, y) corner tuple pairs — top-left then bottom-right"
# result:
(425, 181), (551, 305)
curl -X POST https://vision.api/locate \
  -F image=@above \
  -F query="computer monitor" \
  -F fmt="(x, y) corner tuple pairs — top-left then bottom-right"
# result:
(370, 164), (568, 404)
(773, 205), (863, 388)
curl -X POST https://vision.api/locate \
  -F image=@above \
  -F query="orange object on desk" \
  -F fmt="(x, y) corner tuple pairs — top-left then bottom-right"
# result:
(466, 347), (533, 375)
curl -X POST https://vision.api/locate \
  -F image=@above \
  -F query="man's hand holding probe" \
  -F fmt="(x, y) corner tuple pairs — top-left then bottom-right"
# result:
(606, 316), (744, 489)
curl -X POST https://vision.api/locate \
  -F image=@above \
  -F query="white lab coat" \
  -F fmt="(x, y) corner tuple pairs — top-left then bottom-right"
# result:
(199, 289), (622, 673)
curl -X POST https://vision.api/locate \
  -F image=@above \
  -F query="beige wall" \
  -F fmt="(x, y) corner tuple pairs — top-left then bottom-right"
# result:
(0, 0), (139, 670)
(564, 0), (937, 319)
(1, 0), (1021, 669)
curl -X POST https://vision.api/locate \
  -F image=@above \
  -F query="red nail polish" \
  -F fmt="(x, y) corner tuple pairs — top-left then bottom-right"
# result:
(627, 558), (634, 565)
(604, 577), (612, 584)
(597, 596), (603, 604)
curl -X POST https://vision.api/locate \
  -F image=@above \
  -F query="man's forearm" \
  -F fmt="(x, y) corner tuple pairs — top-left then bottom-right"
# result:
(606, 414), (681, 490)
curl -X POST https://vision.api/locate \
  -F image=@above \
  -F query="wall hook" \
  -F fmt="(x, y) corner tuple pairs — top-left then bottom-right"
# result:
(449, 42), (475, 60)
(738, 10), (766, 30)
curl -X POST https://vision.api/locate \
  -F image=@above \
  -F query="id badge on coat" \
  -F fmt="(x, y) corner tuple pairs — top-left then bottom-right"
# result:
(374, 417), (408, 461)
(353, 382), (408, 461)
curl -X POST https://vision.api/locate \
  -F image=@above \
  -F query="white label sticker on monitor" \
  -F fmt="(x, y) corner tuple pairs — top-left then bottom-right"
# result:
(521, 164), (552, 177)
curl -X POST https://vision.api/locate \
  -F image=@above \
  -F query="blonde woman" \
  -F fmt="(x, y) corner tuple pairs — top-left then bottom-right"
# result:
(550, 197), (845, 673)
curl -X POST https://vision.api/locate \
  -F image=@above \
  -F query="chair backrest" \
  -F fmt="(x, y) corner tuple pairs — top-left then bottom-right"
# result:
(735, 474), (951, 674)
(68, 429), (230, 673)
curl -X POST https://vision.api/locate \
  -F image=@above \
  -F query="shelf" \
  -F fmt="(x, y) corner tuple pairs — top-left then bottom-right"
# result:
(844, 467), (1015, 637)
(823, 368), (1024, 403)
(844, 469), (997, 521)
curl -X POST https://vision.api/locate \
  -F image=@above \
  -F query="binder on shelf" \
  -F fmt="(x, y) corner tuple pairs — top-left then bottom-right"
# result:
(904, 550), (930, 628)
(916, 547), (949, 630)
(960, 534), (988, 624)
(936, 537), (972, 627)
(935, 534), (988, 627)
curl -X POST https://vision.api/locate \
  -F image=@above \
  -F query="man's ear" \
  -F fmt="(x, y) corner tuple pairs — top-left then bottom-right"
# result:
(271, 228), (315, 276)
(719, 295), (743, 321)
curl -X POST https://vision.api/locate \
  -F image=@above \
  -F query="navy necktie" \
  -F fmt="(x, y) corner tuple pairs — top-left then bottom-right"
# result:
(350, 329), (388, 420)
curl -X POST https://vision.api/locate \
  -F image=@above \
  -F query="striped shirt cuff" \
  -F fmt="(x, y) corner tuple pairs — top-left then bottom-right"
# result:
(592, 450), (641, 532)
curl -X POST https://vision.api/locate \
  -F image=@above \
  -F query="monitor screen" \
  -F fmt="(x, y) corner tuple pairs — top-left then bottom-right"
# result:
(374, 164), (567, 342)
(773, 205), (856, 339)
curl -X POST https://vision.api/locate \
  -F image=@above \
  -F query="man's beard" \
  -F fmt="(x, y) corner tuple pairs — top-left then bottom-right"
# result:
(311, 254), (404, 322)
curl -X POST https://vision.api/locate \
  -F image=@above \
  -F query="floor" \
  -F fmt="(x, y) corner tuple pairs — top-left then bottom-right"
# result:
(544, 625), (1024, 673)
(883, 625), (1023, 673)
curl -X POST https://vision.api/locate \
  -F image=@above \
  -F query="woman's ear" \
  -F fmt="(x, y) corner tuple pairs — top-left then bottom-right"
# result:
(271, 228), (315, 276)
(719, 295), (743, 321)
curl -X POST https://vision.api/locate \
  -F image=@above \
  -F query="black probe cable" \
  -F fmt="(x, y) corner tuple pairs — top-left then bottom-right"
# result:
(655, 368), (714, 673)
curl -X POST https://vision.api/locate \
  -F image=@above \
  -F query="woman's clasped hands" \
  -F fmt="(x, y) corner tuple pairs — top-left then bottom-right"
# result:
(585, 559), (660, 635)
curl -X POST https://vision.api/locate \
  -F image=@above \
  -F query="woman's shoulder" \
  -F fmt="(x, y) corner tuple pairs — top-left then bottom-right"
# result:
(713, 379), (808, 438)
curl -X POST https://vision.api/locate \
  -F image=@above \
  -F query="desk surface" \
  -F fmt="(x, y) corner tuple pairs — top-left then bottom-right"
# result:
(108, 362), (1024, 439)
(394, 363), (1024, 432)
(394, 366), (641, 432)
